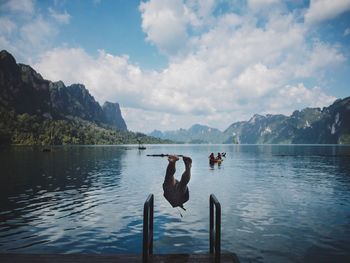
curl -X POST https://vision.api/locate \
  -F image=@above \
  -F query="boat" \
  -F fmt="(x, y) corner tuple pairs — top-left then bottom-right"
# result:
(138, 140), (146, 150)
(209, 158), (222, 165)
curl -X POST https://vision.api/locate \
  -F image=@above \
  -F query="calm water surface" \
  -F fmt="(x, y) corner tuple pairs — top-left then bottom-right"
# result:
(0, 144), (350, 262)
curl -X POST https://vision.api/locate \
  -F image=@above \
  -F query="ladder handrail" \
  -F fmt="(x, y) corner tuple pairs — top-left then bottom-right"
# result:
(143, 194), (154, 263)
(210, 194), (221, 263)
(142, 193), (222, 263)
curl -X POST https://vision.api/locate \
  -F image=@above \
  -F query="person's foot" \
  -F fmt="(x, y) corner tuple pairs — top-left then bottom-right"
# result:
(168, 155), (180, 163)
(183, 156), (192, 169)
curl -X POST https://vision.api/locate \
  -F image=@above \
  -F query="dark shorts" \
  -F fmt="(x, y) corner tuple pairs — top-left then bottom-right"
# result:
(163, 180), (189, 208)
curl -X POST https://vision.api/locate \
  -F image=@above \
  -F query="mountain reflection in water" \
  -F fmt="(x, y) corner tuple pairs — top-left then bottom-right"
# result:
(0, 144), (350, 263)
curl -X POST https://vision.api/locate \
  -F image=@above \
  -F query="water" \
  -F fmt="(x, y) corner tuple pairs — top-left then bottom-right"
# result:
(0, 144), (350, 262)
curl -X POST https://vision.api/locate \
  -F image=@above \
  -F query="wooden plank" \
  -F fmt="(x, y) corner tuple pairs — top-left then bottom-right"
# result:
(151, 253), (239, 262)
(0, 254), (140, 263)
(0, 253), (239, 263)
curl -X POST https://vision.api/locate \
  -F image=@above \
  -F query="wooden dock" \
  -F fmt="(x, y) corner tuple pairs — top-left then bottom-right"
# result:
(0, 253), (239, 262)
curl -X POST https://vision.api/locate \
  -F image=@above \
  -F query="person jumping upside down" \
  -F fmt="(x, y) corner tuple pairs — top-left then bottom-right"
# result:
(163, 155), (192, 210)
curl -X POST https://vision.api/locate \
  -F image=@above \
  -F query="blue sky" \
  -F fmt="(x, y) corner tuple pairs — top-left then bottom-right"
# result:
(1, 0), (350, 132)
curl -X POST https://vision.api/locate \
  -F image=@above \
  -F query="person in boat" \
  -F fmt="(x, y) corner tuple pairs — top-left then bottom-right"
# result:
(163, 155), (192, 211)
(209, 153), (215, 163)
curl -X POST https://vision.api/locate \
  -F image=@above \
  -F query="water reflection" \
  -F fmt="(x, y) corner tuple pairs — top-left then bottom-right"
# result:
(0, 146), (126, 252)
(0, 145), (350, 263)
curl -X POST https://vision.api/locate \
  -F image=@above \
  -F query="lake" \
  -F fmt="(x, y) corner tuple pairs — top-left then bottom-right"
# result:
(0, 144), (350, 262)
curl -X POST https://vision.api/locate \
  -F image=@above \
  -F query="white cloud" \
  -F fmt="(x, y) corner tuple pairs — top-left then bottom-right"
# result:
(305, 0), (350, 25)
(5, 0), (347, 132)
(344, 27), (350, 36)
(0, 1), (72, 62)
(20, 16), (57, 46)
(139, 0), (191, 55)
(294, 41), (346, 78)
(265, 84), (336, 114)
(121, 107), (201, 133)
(34, 48), (145, 108)
(34, 40), (339, 132)
(3, 0), (35, 15)
(49, 8), (71, 24)
(233, 63), (282, 98)
(0, 17), (16, 35)
(248, 0), (281, 13)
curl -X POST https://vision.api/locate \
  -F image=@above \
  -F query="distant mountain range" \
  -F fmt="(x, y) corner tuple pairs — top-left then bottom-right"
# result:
(0, 50), (167, 145)
(150, 124), (231, 144)
(2, 49), (349, 145)
(150, 97), (350, 144)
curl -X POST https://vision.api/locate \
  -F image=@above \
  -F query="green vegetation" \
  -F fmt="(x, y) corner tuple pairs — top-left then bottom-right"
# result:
(231, 135), (239, 144)
(339, 134), (350, 145)
(0, 107), (170, 145)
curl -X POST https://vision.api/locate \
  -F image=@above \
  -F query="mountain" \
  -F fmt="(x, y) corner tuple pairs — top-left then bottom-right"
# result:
(0, 50), (167, 145)
(224, 114), (291, 144)
(0, 50), (51, 116)
(224, 98), (350, 144)
(150, 98), (350, 144)
(102, 102), (127, 130)
(149, 124), (231, 144)
(0, 50), (127, 130)
(49, 81), (105, 123)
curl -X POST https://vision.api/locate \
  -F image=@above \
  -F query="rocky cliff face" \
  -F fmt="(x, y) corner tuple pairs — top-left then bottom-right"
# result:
(0, 50), (51, 116)
(150, 98), (350, 144)
(224, 98), (350, 144)
(49, 81), (106, 123)
(102, 102), (127, 131)
(0, 50), (127, 131)
(292, 97), (350, 144)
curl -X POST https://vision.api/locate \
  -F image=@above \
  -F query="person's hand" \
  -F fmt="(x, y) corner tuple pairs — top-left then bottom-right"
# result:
(168, 155), (179, 163)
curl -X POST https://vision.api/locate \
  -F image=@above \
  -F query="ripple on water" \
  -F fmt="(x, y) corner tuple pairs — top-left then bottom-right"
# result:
(0, 145), (350, 261)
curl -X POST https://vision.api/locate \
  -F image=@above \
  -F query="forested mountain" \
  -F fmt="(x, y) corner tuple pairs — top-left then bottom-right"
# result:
(0, 50), (167, 145)
(150, 97), (350, 144)
(149, 124), (230, 144)
(224, 98), (350, 144)
(2, 49), (349, 145)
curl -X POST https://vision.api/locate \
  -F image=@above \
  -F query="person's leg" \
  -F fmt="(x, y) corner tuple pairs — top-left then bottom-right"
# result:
(179, 156), (192, 192)
(164, 155), (179, 186)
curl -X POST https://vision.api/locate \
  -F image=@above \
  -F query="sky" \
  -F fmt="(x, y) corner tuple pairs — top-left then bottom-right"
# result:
(1, 0), (350, 133)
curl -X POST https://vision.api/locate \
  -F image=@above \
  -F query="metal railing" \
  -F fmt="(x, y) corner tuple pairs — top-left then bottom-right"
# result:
(210, 194), (221, 263)
(143, 194), (154, 263)
(142, 193), (222, 262)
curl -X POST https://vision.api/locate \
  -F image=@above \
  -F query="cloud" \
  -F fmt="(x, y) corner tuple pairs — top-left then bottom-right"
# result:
(305, 0), (350, 25)
(34, 41), (337, 132)
(0, 1), (71, 62)
(5, 0), (347, 132)
(34, 48), (148, 108)
(247, 0), (281, 13)
(0, 17), (17, 35)
(265, 83), (336, 114)
(293, 41), (346, 78)
(344, 27), (350, 36)
(139, 0), (191, 55)
(20, 16), (58, 46)
(49, 8), (71, 24)
(2, 0), (35, 15)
